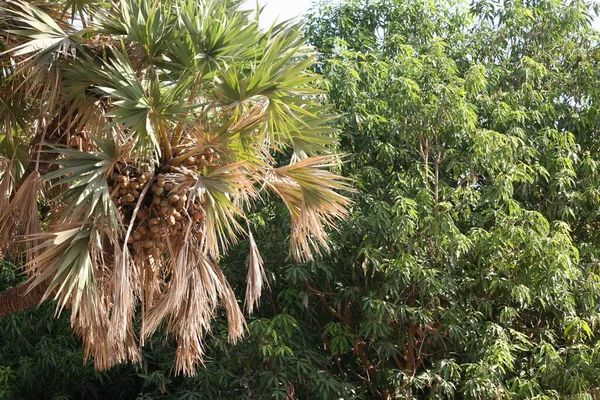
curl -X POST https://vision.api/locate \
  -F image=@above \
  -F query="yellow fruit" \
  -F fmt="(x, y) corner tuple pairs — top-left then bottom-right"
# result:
(149, 218), (160, 226)
(122, 194), (135, 203)
(166, 215), (176, 226)
(169, 194), (180, 204)
(153, 186), (164, 196)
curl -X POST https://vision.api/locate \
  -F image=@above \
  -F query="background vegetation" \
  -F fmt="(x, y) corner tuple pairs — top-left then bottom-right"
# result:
(2, 0), (600, 399)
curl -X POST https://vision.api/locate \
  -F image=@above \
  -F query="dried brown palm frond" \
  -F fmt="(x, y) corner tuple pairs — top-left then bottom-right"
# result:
(265, 155), (354, 262)
(0, 172), (43, 262)
(245, 229), (266, 314)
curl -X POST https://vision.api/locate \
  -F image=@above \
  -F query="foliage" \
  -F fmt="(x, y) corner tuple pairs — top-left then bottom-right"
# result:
(3, 0), (600, 399)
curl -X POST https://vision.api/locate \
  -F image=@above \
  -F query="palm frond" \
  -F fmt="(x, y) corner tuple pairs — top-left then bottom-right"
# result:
(0, 172), (42, 262)
(142, 241), (245, 376)
(245, 228), (266, 314)
(266, 155), (353, 262)
(43, 141), (121, 231)
(191, 162), (257, 258)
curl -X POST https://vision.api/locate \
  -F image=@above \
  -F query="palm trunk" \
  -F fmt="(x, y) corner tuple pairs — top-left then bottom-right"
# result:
(0, 280), (50, 317)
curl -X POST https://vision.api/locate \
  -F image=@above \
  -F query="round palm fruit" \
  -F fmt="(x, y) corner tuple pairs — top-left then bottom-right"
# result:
(129, 182), (139, 190)
(127, 235), (135, 243)
(152, 197), (162, 205)
(177, 199), (185, 210)
(160, 199), (169, 207)
(151, 232), (161, 240)
(169, 194), (180, 204)
(137, 210), (147, 220)
(155, 241), (166, 250)
(131, 190), (140, 198)
(160, 206), (169, 216)
(143, 240), (153, 249)
(164, 183), (174, 192)
(121, 180), (130, 188)
(149, 217), (160, 226)
(166, 215), (176, 226)
(132, 241), (142, 251)
(173, 211), (182, 221)
(139, 226), (149, 236)
(153, 186), (164, 196)
(167, 207), (176, 215)
(119, 188), (129, 195)
(174, 222), (182, 230)
(122, 193), (135, 203)
(156, 177), (165, 187)
(150, 225), (160, 234)
(133, 231), (143, 240)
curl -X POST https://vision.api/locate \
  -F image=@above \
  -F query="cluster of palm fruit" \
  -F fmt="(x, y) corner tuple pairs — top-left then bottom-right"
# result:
(107, 148), (221, 259)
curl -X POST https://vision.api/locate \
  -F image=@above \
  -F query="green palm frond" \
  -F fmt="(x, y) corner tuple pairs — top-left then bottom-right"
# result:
(27, 226), (96, 314)
(4, 1), (80, 63)
(96, 0), (177, 61)
(192, 162), (257, 258)
(96, 50), (158, 159)
(43, 140), (121, 231)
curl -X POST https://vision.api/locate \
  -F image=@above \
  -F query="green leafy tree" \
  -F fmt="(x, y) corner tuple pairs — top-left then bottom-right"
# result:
(298, 0), (600, 398)
(0, 0), (349, 375)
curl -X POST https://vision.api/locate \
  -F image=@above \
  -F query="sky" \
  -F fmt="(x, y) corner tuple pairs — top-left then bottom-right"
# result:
(242, 0), (315, 27)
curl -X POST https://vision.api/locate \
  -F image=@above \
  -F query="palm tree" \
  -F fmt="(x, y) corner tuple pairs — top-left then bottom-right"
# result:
(0, 0), (351, 375)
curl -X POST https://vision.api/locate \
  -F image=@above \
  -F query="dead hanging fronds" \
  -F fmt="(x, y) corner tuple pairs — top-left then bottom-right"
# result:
(141, 241), (245, 376)
(245, 229), (266, 314)
(0, 172), (42, 261)
(265, 155), (353, 262)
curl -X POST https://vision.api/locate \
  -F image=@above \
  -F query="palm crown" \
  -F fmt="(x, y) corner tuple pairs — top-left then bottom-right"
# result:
(0, 0), (351, 374)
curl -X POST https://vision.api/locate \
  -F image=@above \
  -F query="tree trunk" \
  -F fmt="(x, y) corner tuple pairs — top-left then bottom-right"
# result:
(0, 280), (50, 317)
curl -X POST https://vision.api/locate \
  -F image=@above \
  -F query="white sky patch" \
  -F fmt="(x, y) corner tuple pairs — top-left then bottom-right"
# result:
(242, 0), (315, 28)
